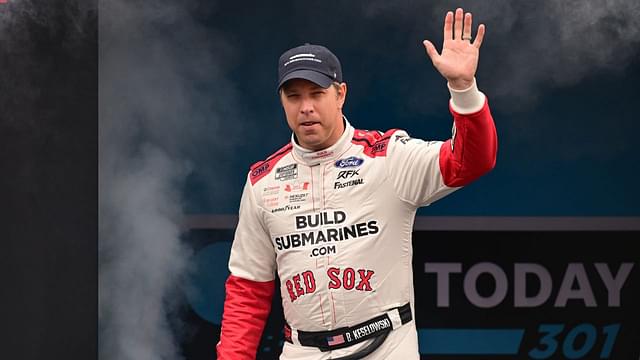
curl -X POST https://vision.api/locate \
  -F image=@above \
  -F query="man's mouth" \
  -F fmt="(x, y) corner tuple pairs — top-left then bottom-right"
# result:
(301, 121), (319, 127)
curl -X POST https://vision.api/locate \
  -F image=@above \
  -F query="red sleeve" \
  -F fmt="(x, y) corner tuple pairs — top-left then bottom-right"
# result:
(439, 98), (498, 187)
(216, 275), (275, 359)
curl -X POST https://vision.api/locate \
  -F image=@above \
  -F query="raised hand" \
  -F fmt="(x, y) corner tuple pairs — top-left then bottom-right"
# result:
(423, 8), (485, 90)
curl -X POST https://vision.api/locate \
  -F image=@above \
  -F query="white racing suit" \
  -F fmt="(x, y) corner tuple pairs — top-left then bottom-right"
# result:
(217, 79), (498, 359)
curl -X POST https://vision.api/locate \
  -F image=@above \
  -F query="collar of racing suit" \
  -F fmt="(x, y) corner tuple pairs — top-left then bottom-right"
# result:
(290, 116), (355, 167)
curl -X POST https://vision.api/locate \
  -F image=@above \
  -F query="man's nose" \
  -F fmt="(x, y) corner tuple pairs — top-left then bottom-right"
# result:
(300, 97), (314, 114)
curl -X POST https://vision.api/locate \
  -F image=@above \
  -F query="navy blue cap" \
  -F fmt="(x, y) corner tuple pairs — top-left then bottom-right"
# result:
(277, 43), (343, 90)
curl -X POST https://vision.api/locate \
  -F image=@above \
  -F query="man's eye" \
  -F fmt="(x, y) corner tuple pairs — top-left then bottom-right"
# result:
(287, 94), (300, 98)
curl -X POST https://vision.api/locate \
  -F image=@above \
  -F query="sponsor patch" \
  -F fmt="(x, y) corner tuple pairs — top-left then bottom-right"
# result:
(335, 156), (364, 168)
(252, 162), (269, 177)
(262, 185), (280, 195)
(272, 204), (301, 213)
(371, 142), (387, 154)
(286, 193), (309, 204)
(265, 197), (279, 207)
(337, 170), (359, 179)
(334, 178), (364, 189)
(284, 181), (310, 192)
(276, 163), (298, 181)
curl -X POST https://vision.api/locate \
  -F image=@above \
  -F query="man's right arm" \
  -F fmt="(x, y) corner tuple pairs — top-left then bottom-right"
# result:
(217, 275), (275, 359)
(217, 176), (277, 359)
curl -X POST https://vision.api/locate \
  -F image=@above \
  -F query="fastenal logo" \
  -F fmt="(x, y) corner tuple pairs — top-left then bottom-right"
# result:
(334, 178), (364, 189)
(335, 156), (364, 168)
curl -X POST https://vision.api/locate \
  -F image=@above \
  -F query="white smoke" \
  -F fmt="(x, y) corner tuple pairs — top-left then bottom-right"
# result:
(99, 145), (190, 360)
(99, 0), (242, 359)
(479, 0), (640, 108)
(352, 0), (640, 109)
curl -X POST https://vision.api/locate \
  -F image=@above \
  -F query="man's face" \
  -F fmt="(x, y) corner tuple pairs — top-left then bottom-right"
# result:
(280, 78), (347, 151)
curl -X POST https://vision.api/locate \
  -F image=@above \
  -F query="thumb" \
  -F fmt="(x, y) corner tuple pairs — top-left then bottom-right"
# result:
(422, 40), (439, 62)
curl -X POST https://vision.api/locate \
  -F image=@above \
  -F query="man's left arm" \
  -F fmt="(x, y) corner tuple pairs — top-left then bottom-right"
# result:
(439, 78), (497, 187)
(385, 8), (497, 206)
(425, 7), (498, 188)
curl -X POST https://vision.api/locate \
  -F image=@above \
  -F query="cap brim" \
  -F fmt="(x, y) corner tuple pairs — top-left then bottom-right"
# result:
(278, 70), (333, 90)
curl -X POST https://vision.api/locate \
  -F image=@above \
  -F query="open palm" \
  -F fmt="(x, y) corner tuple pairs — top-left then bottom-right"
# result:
(423, 8), (485, 90)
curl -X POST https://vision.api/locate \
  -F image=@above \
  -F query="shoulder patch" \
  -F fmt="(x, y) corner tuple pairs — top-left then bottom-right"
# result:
(352, 128), (399, 158)
(250, 143), (292, 185)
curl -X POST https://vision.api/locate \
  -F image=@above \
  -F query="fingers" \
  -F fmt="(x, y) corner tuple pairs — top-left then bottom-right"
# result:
(422, 40), (439, 62)
(473, 24), (486, 48)
(463, 13), (472, 41)
(454, 8), (463, 40)
(443, 11), (453, 41)
(441, 8), (485, 47)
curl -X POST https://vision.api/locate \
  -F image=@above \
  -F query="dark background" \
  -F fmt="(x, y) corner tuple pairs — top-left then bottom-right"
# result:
(1, 0), (97, 359)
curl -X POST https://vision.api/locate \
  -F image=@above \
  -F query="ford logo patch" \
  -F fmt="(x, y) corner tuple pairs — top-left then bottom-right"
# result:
(334, 156), (364, 168)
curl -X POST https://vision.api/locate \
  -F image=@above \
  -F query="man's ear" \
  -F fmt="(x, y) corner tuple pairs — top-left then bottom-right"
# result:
(338, 82), (347, 109)
(279, 89), (286, 108)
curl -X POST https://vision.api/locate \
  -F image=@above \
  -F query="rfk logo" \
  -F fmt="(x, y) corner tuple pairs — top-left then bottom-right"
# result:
(285, 267), (375, 302)
(337, 170), (359, 179)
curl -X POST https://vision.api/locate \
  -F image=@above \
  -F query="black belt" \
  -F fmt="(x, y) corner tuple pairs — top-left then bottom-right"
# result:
(284, 303), (412, 358)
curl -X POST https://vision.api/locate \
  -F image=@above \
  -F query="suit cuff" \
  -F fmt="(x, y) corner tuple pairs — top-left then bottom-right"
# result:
(448, 77), (486, 114)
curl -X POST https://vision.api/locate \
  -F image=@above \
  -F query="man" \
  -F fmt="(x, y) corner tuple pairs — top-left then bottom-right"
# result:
(217, 8), (497, 360)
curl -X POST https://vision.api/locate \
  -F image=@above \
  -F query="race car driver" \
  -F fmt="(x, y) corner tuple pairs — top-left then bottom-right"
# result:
(217, 8), (497, 360)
